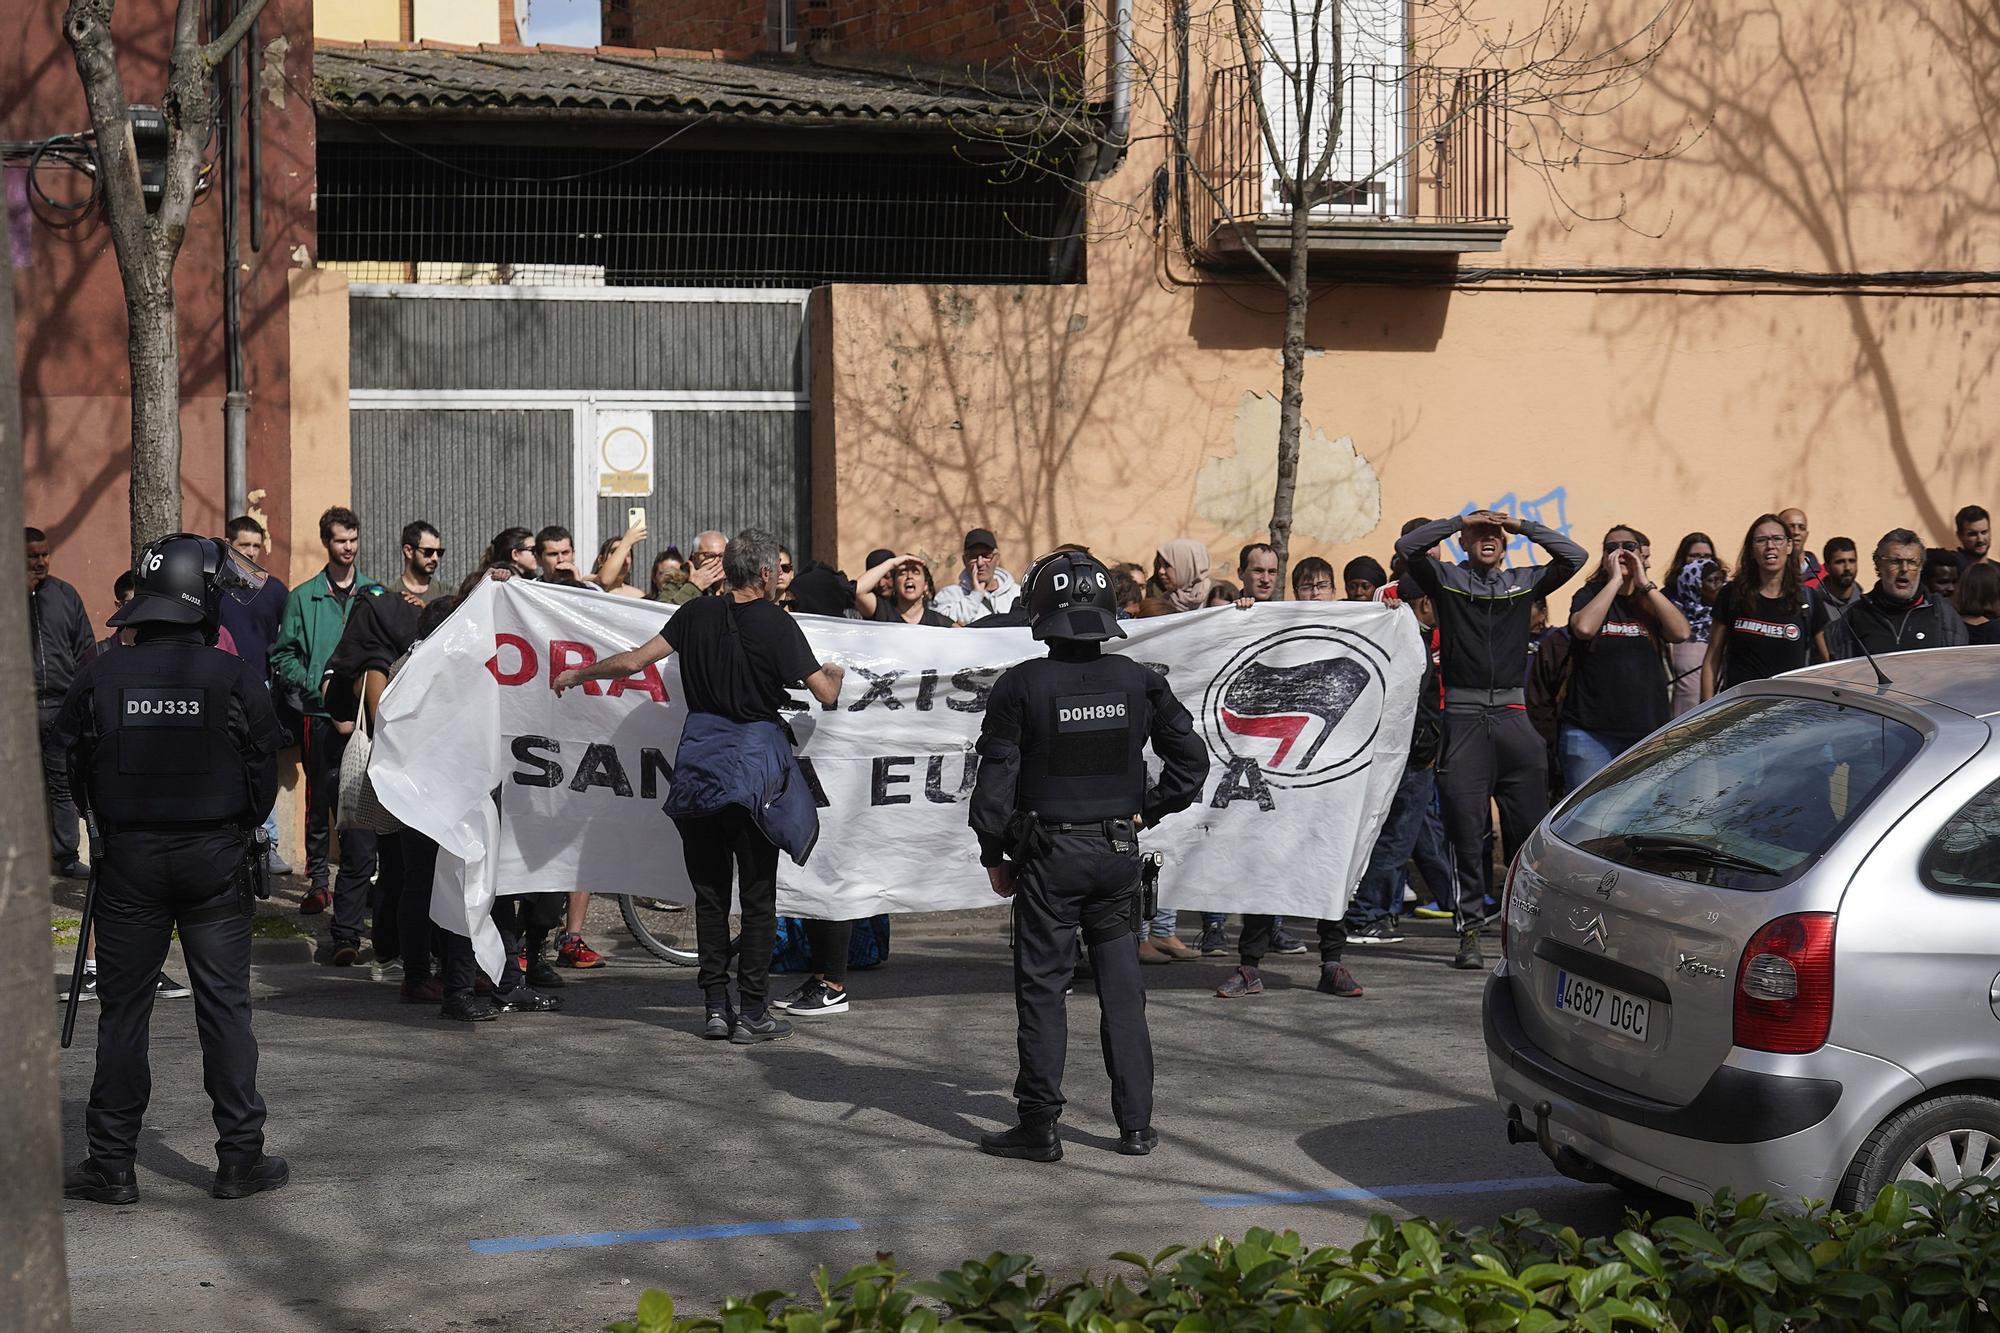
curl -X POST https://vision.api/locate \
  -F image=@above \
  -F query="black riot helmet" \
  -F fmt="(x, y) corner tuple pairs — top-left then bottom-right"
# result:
(109, 533), (267, 632)
(1025, 549), (1125, 643)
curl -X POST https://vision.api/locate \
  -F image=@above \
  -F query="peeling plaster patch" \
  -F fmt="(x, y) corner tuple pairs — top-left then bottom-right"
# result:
(1066, 314), (1088, 334)
(261, 35), (290, 108)
(1193, 391), (1381, 545)
(939, 291), (976, 327)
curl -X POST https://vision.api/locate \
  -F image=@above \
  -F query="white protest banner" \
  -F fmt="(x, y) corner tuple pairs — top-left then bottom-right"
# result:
(370, 578), (1425, 977)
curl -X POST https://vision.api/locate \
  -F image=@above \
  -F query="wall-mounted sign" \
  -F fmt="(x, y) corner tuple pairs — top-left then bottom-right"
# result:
(595, 410), (654, 497)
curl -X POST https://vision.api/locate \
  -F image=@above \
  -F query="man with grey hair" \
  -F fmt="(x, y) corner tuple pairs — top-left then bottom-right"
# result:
(553, 528), (844, 1043)
(1822, 527), (1969, 660)
(687, 529), (729, 595)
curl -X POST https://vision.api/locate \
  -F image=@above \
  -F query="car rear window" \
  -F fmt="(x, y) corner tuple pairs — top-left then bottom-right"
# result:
(1553, 696), (1924, 889)
(1924, 777), (2000, 895)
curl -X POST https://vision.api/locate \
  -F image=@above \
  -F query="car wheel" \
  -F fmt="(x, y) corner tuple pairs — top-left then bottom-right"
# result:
(1836, 1094), (2000, 1210)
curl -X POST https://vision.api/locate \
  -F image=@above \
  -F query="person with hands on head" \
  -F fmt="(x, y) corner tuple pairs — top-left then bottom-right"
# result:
(1394, 507), (1586, 973)
(969, 551), (1210, 1164)
(552, 528), (844, 1045)
(852, 552), (955, 626)
(1559, 526), (1690, 791)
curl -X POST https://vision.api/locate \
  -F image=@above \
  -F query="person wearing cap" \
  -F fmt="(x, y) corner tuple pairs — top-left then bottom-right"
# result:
(969, 551), (1210, 1162)
(934, 528), (1021, 624)
(52, 534), (290, 1206)
(852, 551), (955, 626)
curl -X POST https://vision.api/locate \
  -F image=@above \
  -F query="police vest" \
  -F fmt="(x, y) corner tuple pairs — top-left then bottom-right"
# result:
(85, 642), (255, 826)
(1014, 656), (1152, 821)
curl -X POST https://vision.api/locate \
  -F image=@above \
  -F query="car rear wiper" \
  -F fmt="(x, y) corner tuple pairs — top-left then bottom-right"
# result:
(1621, 833), (1781, 877)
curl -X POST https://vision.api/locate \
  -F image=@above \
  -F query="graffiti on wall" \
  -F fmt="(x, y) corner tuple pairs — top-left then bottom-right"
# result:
(1447, 488), (1571, 566)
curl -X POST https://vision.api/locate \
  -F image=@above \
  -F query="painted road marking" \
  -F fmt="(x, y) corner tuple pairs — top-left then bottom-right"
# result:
(1201, 1175), (1585, 1209)
(467, 1179), (1586, 1255)
(470, 1216), (862, 1255)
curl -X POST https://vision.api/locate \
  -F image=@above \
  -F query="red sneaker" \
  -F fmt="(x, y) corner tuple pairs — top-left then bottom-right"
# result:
(299, 885), (331, 916)
(557, 933), (606, 969)
(400, 976), (447, 1004)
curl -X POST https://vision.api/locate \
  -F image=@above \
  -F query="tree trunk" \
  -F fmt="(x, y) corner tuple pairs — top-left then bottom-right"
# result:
(0, 214), (77, 1333)
(126, 282), (185, 554)
(1267, 195), (1314, 584)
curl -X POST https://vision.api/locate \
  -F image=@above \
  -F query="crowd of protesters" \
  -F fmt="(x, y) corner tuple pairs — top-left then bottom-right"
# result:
(27, 496), (1999, 1027)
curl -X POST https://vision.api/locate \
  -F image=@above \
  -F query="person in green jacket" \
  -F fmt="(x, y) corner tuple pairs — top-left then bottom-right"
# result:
(270, 506), (385, 963)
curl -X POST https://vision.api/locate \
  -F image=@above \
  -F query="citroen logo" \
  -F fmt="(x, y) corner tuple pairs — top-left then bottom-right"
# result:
(1567, 907), (1610, 949)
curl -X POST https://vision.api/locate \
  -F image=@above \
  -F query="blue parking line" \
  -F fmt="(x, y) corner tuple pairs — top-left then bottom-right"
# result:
(470, 1215), (863, 1255)
(1202, 1175), (1584, 1209)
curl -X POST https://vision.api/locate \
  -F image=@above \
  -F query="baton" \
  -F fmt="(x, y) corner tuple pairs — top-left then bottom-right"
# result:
(62, 810), (103, 1050)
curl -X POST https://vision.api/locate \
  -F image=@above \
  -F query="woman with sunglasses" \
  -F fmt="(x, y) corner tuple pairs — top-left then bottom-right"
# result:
(1559, 525), (1689, 790)
(1701, 514), (1826, 700)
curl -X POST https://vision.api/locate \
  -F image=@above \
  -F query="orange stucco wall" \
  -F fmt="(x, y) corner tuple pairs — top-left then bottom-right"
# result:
(816, 0), (2000, 584)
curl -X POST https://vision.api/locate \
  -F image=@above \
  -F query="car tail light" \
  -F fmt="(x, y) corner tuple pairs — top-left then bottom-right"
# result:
(1733, 913), (1836, 1054)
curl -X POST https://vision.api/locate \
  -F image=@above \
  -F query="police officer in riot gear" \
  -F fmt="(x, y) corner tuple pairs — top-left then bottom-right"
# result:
(969, 551), (1209, 1161)
(53, 534), (290, 1205)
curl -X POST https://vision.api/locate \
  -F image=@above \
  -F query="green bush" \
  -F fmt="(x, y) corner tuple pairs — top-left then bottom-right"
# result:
(610, 1182), (2000, 1333)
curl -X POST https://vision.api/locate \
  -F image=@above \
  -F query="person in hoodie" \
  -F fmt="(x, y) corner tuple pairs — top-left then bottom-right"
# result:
(1822, 528), (1969, 660)
(27, 525), (96, 879)
(932, 528), (1021, 624)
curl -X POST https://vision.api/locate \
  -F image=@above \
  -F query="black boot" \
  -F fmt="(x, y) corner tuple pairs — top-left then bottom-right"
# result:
(64, 1157), (138, 1205)
(211, 1154), (290, 1200)
(440, 992), (499, 1022)
(1118, 1127), (1160, 1156)
(979, 1120), (1062, 1162)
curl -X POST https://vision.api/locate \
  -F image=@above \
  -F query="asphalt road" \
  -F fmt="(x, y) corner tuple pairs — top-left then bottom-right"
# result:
(55, 906), (1641, 1333)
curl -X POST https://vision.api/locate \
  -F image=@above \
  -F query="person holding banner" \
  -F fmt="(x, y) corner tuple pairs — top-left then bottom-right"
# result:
(970, 550), (1210, 1163)
(552, 528), (845, 1045)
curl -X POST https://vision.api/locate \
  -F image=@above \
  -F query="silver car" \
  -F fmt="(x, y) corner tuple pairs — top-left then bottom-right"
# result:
(1486, 645), (2000, 1208)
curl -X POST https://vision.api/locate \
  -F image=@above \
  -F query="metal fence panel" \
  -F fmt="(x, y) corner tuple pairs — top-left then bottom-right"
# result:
(350, 294), (806, 393)
(594, 410), (810, 590)
(350, 409), (576, 590)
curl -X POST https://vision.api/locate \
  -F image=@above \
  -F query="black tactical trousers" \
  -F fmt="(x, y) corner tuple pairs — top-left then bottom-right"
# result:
(87, 830), (266, 1166)
(1010, 826), (1153, 1132)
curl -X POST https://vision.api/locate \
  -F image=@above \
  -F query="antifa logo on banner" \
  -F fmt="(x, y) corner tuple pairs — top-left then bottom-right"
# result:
(1201, 628), (1390, 789)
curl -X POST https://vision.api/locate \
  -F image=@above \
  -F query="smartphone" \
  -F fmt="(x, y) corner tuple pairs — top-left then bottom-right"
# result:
(627, 507), (647, 534)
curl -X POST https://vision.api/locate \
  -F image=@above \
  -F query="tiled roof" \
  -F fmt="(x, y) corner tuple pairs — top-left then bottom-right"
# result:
(312, 42), (1064, 130)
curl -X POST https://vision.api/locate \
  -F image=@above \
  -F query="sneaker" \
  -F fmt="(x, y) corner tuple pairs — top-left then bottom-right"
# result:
(1135, 939), (1174, 965)
(328, 939), (360, 968)
(1269, 928), (1309, 955)
(299, 885), (331, 916)
(56, 860), (91, 882)
(730, 1012), (793, 1044)
(1402, 885), (1418, 904)
(1151, 935), (1198, 961)
(1412, 904), (1452, 920)
(399, 975), (447, 1004)
(514, 952), (528, 976)
(785, 980), (850, 1017)
(556, 932), (606, 969)
(1349, 920), (1403, 945)
(1196, 922), (1231, 956)
(370, 957), (405, 984)
(1451, 930), (1486, 971)
(526, 960), (567, 989)
(493, 986), (564, 1013)
(440, 993), (500, 1022)
(1214, 965), (1264, 999)
(69, 971), (99, 1003)
(702, 1006), (738, 1041)
(155, 973), (191, 999)
(1317, 962), (1364, 997)
(266, 848), (294, 876)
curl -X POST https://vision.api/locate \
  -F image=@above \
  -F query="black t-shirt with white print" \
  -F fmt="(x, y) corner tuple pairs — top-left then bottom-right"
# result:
(1713, 583), (1826, 689)
(1562, 581), (1667, 736)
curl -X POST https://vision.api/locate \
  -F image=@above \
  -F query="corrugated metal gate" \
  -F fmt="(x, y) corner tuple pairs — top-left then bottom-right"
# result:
(348, 285), (810, 589)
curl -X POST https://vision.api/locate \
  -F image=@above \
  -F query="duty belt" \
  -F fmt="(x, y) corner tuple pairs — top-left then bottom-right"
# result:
(1037, 817), (1138, 833)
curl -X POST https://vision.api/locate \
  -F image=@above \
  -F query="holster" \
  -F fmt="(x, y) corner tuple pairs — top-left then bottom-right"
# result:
(1004, 809), (1051, 862)
(238, 829), (270, 915)
(1139, 851), (1164, 923)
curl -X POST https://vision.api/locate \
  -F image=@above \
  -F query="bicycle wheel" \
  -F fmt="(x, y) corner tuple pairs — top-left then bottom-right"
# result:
(617, 894), (700, 965)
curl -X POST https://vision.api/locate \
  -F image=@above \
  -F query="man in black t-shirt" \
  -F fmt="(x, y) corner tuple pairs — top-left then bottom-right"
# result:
(554, 529), (844, 1043)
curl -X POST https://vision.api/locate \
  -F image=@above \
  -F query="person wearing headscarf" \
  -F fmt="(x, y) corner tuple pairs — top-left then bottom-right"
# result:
(1668, 556), (1722, 717)
(1152, 540), (1213, 614)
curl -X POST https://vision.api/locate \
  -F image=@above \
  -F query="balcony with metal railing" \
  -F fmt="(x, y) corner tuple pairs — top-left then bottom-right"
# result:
(1188, 63), (1510, 263)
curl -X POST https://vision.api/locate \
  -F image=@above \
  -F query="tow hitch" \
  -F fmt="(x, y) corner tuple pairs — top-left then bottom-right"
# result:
(1505, 1101), (1615, 1185)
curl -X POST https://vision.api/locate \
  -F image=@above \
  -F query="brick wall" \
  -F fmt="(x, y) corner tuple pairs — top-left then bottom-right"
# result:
(624, 0), (1071, 66)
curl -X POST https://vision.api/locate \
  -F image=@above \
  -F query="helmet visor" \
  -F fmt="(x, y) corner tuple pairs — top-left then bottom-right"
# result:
(217, 543), (270, 606)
